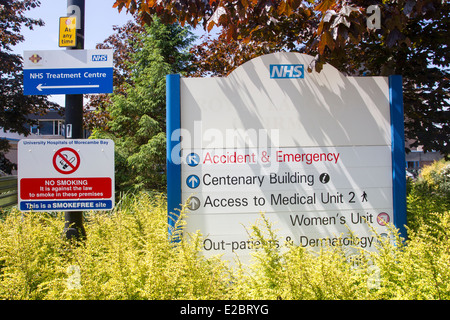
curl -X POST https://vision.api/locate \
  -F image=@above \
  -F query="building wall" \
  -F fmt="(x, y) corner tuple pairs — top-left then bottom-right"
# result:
(1, 111), (66, 175)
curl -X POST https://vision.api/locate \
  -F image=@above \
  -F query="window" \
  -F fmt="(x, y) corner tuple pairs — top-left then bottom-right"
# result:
(29, 124), (39, 134)
(407, 161), (420, 169)
(39, 121), (54, 135)
(34, 120), (64, 136)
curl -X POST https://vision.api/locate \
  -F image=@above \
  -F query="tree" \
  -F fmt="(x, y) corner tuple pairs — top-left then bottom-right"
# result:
(112, 0), (441, 67)
(113, 0), (449, 156)
(84, 21), (145, 132)
(0, 0), (57, 173)
(91, 17), (195, 192)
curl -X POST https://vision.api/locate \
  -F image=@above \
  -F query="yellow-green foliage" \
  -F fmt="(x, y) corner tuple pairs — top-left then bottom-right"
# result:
(0, 194), (230, 300)
(407, 159), (450, 232)
(419, 159), (450, 190)
(229, 212), (450, 300)
(0, 192), (449, 300)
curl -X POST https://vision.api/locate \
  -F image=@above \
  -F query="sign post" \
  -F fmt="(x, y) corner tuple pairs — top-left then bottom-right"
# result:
(65, 0), (85, 240)
(166, 52), (407, 263)
(20, 0), (114, 241)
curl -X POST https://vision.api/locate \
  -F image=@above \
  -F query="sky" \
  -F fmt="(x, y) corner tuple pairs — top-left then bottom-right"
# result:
(12, 1), (133, 105)
(12, 1), (210, 106)
(13, 1), (133, 54)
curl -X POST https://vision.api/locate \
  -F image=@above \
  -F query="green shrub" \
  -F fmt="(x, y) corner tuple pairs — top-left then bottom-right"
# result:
(234, 210), (450, 300)
(407, 159), (450, 233)
(0, 191), (449, 300)
(0, 211), (67, 299)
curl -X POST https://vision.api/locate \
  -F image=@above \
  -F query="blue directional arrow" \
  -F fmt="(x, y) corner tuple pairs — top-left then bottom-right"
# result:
(187, 152), (200, 167)
(186, 174), (200, 189)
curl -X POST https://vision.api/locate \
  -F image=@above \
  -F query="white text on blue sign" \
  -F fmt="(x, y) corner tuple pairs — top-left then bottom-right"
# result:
(270, 64), (304, 79)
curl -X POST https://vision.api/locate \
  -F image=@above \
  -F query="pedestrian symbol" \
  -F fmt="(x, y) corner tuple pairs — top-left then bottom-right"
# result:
(361, 191), (368, 202)
(186, 174), (200, 189)
(53, 147), (80, 174)
(187, 153), (200, 167)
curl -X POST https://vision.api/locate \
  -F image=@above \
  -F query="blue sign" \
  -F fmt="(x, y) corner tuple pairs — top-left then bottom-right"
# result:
(91, 54), (108, 62)
(270, 64), (304, 79)
(23, 49), (113, 95)
(24, 67), (113, 95)
(20, 200), (113, 211)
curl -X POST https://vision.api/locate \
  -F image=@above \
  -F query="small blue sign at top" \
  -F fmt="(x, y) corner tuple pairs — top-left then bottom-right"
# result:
(91, 54), (108, 62)
(270, 64), (304, 79)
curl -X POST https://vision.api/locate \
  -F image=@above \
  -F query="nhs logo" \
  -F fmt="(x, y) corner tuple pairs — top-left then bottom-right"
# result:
(270, 64), (304, 79)
(91, 54), (108, 62)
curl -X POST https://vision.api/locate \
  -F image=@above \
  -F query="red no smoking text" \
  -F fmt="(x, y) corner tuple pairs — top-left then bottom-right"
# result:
(20, 178), (112, 200)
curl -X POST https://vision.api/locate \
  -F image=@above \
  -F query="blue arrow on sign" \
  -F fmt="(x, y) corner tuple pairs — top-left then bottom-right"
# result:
(186, 153), (200, 167)
(186, 174), (200, 189)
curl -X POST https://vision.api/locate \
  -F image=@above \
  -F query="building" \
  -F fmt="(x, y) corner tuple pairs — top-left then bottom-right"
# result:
(0, 110), (65, 175)
(405, 145), (443, 177)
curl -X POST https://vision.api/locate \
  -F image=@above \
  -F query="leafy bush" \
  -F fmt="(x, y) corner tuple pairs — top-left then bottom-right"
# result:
(229, 211), (450, 300)
(407, 159), (450, 233)
(0, 194), (230, 300)
(0, 189), (449, 300)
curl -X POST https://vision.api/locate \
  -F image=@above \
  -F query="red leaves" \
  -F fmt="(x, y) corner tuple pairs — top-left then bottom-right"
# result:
(315, 0), (335, 14)
(318, 30), (334, 55)
(112, 0), (310, 34)
(111, 0), (444, 74)
(207, 6), (227, 31)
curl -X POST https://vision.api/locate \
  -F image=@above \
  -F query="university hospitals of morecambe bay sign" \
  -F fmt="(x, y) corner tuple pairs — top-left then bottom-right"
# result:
(18, 139), (115, 212)
(166, 52), (407, 263)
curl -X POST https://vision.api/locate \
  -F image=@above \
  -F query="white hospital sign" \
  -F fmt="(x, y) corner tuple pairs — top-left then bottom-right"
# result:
(166, 53), (407, 263)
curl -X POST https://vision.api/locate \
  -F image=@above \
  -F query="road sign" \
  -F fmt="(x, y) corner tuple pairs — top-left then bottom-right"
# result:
(23, 49), (113, 95)
(167, 52), (407, 263)
(59, 16), (76, 47)
(18, 139), (115, 211)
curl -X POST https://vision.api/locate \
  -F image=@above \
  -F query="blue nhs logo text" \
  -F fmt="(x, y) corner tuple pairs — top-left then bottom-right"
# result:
(91, 54), (108, 62)
(270, 64), (304, 79)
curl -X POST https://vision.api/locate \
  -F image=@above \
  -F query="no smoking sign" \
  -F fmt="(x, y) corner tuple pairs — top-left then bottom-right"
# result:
(18, 139), (115, 212)
(53, 147), (80, 174)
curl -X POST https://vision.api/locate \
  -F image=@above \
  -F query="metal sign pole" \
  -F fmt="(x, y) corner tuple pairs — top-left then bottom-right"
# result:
(64, 0), (85, 240)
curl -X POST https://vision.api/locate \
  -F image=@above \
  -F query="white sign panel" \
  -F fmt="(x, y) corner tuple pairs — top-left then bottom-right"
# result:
(18, 139), (115, 211)
(166, 53), (406, 263)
